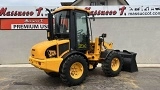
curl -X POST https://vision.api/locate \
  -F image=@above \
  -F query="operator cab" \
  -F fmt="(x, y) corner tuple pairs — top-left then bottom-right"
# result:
(47, 6), (91, 52)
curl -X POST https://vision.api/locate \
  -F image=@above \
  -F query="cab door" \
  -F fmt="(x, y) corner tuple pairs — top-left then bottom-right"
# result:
(75, 11), (90, 52)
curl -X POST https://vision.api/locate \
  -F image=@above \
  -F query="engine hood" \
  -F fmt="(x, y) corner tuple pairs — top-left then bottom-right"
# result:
(31, 40), (69, 59)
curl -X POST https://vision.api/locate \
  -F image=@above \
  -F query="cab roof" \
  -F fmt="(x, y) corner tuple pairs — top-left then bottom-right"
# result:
(52, 6), (90, 14)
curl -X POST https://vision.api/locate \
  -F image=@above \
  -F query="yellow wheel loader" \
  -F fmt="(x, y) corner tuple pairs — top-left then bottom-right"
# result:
(29, 6), (138, 86)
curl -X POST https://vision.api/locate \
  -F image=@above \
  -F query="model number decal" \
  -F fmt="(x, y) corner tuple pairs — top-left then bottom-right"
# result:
(78, 44), (87, 48)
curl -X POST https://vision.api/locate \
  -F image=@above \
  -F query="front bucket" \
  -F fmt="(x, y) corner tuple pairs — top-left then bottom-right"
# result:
(120, 50), (138, 72)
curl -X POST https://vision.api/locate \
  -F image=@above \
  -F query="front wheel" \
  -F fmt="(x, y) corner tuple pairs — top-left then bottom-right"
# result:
(102, 51), (123, 77)
(60, 54), (88, 86)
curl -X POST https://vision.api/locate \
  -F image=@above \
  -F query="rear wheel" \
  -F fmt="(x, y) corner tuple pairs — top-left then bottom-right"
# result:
(102, 51), (123, 77)
(60, 54), (88, 86)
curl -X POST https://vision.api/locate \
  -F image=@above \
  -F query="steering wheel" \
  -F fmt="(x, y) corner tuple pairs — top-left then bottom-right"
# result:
(77, 29), (83, 35)
(77, 29), (83, 43)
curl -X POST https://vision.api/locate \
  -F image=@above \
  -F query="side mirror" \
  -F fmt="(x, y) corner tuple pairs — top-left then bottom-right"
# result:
(88, 14), (95, 21)
(102, 33), (107, 38)
(92, 14), (95, 21)
(46, 8), (51, 13)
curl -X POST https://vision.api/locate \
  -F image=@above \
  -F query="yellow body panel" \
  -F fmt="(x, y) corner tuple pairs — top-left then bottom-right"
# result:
(104, 42), (113, 49)
(31, 40), (69, 59)
(53, 6), (90, 14)
(88, 38), (101, 60)
(59, 50), (69, 57)
(30, 39), (69, 72)
(85, 38), (113, 61)
(31, 40), (56, 59)
(29, 56), (63, 72)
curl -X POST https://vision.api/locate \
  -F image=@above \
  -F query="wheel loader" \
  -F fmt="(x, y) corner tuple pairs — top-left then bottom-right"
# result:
(29, 6), (138, 86)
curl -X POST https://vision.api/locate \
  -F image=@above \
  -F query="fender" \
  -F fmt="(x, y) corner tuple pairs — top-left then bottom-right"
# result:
(100, 49), (114, 59)
(62, 51), (87, 60)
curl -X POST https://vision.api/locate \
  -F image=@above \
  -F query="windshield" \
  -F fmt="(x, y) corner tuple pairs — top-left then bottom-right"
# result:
(54, 11), (69, 35)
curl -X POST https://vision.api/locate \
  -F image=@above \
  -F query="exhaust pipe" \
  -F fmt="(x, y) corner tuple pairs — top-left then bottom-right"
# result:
(120, 50), (138, 72)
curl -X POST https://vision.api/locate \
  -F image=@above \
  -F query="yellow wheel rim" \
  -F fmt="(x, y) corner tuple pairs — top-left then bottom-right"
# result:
(111, 58), (120, 71)
(70, 62), (84, 79)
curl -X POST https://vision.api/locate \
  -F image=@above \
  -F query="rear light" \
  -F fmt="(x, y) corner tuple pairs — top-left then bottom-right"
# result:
(38, 62), (41, 65)
(32, 49), (35, 51)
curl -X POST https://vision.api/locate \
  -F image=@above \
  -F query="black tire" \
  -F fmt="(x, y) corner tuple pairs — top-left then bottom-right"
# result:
(102, 51), (123, 77)
(45, 71), (59, 77)
(60, 54), (88, 86)
(89, 63), (98, 71)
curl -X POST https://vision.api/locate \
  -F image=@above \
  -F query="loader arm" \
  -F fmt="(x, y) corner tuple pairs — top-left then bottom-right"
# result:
(103, 42), (113, 49)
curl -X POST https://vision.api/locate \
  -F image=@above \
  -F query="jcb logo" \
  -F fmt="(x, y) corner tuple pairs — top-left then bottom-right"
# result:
(47, 50), (56, 57)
